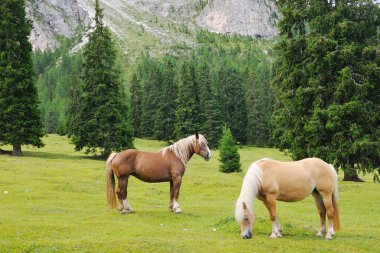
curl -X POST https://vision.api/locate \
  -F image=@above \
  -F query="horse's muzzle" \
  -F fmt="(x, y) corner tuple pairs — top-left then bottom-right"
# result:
(204, 153), (211, 161)
(242, 231), (253, 239)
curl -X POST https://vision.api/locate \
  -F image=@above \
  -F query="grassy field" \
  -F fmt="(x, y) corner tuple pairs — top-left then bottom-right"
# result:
(1, 135), (379, 252)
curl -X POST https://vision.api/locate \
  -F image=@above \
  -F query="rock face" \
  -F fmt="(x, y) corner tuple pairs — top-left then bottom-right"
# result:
(197, 0), (279, 38)
(26, 0), (91, 51)
(26, 0), (279, 51)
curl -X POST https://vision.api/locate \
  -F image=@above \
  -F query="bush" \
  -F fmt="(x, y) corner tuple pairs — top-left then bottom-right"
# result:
(219, 126), (241, 173)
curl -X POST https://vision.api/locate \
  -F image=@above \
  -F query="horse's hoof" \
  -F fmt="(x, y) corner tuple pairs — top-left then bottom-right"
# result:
(173, 208), (182, 214)
(121, 208), (135, 214)
(276, 233), (283, 238)
(270, 233), (277, 239)
(316, 232), (323, 237)
(325, 235), (333, 240)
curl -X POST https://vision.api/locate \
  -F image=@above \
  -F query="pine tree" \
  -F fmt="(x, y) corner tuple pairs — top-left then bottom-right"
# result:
(174, 61), (201, 138)
(245, 69), (273, 146)
(129, 73), (143, 137)
(73, 0), (134, 156)
(140, 64), (163, 138)
(155, 58), (177, 142)
(218, 67), (248, 144)
(66, 71), (82, 137)
(197, 61), (223, 148)
(0, 0), (44, 156)
(219, 126), (241, 173)
(273, 0), (380, 181)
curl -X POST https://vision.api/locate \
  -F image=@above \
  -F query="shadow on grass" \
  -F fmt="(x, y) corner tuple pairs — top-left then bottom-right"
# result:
(23, 151), (107, 161)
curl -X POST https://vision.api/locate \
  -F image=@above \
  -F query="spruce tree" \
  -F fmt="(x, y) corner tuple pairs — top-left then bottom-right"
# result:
(155, 58), (177, 142)
(174, 61), (201, 138)
(73, 0), (134, 156)
(140, 64), (163, 138)
(66, 71), (82, 137)
(197, 61), (223, 148)
(219, 126), (241, 173)
(0, 0), (44, 156)
(218, 67), (247, 144)
(245, 69), (273, 146)
(273, 0), (380, 181)
(129, 73), (143, 137)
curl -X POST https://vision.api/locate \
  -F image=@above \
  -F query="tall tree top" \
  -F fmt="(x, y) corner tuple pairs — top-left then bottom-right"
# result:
(94, 0), (104, 27)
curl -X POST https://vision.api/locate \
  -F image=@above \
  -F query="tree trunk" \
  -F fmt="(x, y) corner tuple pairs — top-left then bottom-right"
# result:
(343, 165), (364, 182)
(12, 145), (23, 156)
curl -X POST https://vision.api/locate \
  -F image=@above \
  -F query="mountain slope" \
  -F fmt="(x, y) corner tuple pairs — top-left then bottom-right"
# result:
(27, 0), (279, 52)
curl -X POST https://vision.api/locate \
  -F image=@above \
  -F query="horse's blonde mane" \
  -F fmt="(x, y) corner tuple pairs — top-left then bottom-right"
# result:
(235, 159), (266, 223)
(162, 134), (207, 166)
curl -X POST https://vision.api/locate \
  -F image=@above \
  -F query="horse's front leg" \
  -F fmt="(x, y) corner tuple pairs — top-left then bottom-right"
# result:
(171, 176), (182, 214)
(168, 181), (174, 210)
(263, 194), (282, 238)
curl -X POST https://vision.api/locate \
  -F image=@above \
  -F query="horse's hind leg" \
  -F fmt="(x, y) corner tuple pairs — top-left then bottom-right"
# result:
(312, 191), (326, 237)
(116, 176), (134, 214)
(320, 191), (335, 240)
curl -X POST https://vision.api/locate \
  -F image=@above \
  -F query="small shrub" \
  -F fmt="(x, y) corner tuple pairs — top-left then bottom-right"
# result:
(219, 126), (241, 173)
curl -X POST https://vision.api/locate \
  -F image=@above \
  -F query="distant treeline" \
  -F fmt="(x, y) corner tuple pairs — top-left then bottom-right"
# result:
(34, 31), (275, 148)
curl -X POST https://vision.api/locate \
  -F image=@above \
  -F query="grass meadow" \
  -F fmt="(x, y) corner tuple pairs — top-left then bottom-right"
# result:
(1, 135), (379, 252)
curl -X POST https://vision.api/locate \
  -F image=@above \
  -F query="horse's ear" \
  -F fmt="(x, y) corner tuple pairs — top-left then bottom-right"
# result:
(195, 132), (199, 139)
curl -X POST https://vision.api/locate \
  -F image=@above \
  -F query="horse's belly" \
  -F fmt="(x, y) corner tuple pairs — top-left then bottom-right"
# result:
(276, 192), (310, 202)
(276, 183), (313, 202)
(132, 171), (171, 183)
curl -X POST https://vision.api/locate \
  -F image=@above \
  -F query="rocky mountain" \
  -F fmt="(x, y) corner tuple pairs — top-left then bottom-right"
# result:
(26, 0), (91, 51)
(26, 0), (279, 52)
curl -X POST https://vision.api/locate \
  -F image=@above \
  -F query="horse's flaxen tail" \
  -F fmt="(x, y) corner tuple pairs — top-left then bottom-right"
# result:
(330, 164), (340, 231)
(106, 153), (117, 209)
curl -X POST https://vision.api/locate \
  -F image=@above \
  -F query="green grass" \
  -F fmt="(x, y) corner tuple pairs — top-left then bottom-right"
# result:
(1, 135), (379, 252)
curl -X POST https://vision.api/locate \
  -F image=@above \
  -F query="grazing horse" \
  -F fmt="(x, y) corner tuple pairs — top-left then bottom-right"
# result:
(106, 133), (211, 214)
(235, 158), (340, 240)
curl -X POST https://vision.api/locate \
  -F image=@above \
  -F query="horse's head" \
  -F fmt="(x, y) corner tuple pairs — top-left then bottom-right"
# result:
(194, 133), (211, 161)
(235, 201), (256, 239)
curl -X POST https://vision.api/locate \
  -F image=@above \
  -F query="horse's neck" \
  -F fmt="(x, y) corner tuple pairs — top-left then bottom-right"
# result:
(169, 139), (195, 166)
(239, 179), (256, 211)
(239, 164), (263, 211)
(181, 145), (195, 165)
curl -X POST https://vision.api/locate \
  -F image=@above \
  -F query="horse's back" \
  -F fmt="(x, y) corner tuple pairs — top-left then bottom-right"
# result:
(258, 158), (336, 201)
(112, 148), (182, 182)
(259, 158), (333, 177)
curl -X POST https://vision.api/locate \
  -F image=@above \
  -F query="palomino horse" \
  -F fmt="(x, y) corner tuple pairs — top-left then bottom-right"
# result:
(106, 133), (211, 214)
(235, 158), (340, 240)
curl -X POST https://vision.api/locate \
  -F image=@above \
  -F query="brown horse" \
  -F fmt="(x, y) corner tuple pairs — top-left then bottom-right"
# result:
(235, 158), (340, 240)
(106, 133), (211, 214)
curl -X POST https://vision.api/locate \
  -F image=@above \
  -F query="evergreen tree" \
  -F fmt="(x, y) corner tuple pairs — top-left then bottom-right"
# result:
(218, 67), (248, 144)
(129, 73), (143, 137)
(0, 0), (44, 156)
(245, 69), (273, 146)
(140, 64), (163, 138)
(197, 61), (223, 148)
(73, 0), (134, 156)
(66, 71), (82, 137)
(219, 126), (241, 173)
(272, 0), (380, 181)
(155, 58), (177, 142)
(174, 61), (201, 138)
